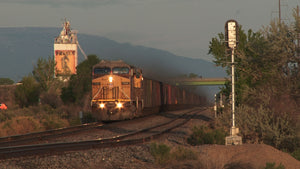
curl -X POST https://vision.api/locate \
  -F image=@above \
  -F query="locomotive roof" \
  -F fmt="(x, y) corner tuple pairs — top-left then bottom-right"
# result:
(94, 60), (133, 68)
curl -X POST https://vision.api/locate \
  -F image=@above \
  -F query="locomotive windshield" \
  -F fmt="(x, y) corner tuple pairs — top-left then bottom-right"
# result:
(112, 67), (130, 74)
(94, 67), (111, 74)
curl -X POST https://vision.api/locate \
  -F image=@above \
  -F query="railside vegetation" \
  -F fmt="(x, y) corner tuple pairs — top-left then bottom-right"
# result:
(209, 8), (300, 157)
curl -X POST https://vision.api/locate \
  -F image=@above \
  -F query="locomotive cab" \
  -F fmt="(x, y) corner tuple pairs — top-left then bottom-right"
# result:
(91, 60), (143, 121)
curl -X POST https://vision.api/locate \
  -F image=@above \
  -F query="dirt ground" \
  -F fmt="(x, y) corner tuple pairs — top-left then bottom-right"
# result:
(190, 144), (300, 169)
(154, 115), (300, 169)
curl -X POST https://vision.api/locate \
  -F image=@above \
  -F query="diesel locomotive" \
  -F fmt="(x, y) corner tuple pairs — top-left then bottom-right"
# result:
(91, 60), (203, 121)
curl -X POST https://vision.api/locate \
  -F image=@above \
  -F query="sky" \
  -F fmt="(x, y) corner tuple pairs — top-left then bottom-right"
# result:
(0, 0), (300, 61)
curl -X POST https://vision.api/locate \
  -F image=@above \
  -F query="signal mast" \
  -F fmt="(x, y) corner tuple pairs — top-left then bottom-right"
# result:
(225, 20), (242, 145)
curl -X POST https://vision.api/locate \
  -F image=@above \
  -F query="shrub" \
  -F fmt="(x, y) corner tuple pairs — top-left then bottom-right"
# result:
(0, 105), (71, 137)
(61, 86), (76, 104)
(213, 128), (227, 144)
(0, 116), (43, 136)
(14, 76), (40, 107)
(171, 146), (197, 161)
(235, 104), (296, 150)
(216, 102), (298, 152)
(264, 162), (285, 169)
(278, 137), (300, 153)
(0, 78), (14, 85)
(149, 143), (198, 166)
(223, 162), (255, 169)
(69, 117), (82, 126)
(40, 90), (62, 108)
(150, 143), (171, 165)
(0, 111), (14, 122)
(187, 126), (226, 145)
(291, 148), (300, 161)
(81, 112), (97, 124)
(42, 114), (68, 130)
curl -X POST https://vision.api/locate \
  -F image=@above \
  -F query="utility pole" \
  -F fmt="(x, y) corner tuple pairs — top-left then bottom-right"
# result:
(297, 6), (300, 58)
(279, 0), (281, 22)
(297, 6), (300, 77)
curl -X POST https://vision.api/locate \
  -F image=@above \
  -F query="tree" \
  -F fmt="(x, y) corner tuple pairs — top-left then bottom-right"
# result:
(209, 20), (299, 106)
(14, 75), (40, 107)
(0, 78), (14, 85)
(32, 56), (56, 92)
(210, 17), (300, 150)
(61, 55), (100, 104)
(31, 56), (65, 108)
(209, 27), (267, 104)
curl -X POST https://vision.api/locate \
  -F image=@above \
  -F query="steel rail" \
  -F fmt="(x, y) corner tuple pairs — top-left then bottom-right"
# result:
(0, 122), (103, 147)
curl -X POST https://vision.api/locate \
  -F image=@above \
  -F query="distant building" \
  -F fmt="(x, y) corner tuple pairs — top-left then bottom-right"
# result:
(54, 20), (78, 80)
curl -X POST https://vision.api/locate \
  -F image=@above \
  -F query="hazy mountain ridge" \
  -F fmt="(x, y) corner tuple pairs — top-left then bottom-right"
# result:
(0, 27), (225, 82)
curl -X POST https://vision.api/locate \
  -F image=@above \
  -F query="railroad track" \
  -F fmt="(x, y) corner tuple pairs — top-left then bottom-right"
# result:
(0, 122), (103, 147)
(0, 107), (210, 159)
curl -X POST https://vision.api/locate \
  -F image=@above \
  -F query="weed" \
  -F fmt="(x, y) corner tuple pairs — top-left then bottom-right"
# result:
(81, 112), (97, 124)
(69, 118), (82, 126)
(150, 143), (171, 165)
(171, 146), (197, 161)
(187, 126), (226, 145)
(0, 111), (13, 122)
(42, 115), (68, 130)
(150, 143), (199, 166)
(264, 162), (285, 169)
(291, 148), (300, 161)
(223, 162), (255, 169)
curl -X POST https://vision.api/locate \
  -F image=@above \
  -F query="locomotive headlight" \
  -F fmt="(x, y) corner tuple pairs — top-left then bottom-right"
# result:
(109, 76), (113, 83)
(99, 103), (105, 109)
(117, 102), (123, 108)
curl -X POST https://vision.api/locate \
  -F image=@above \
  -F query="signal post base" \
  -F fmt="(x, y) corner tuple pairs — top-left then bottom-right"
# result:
(225, 127), (242, 145)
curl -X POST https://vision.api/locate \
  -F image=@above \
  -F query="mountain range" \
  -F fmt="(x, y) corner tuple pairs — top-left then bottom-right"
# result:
(0, 27), (226, 99)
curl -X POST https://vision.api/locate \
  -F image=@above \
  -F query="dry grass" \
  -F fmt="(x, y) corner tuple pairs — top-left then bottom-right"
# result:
(0, 105), (70, 137)
(150, 142), (199, 167)
(0, 116), (42, 136)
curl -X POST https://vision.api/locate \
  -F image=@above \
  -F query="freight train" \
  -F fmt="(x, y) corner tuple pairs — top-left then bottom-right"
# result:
(91, 60), (203, 121)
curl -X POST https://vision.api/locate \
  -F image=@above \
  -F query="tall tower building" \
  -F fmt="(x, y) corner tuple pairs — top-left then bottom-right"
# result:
(54, 20), (78, 80)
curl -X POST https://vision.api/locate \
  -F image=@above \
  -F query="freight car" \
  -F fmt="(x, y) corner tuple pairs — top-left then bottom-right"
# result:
(91, 60), (203, 121)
